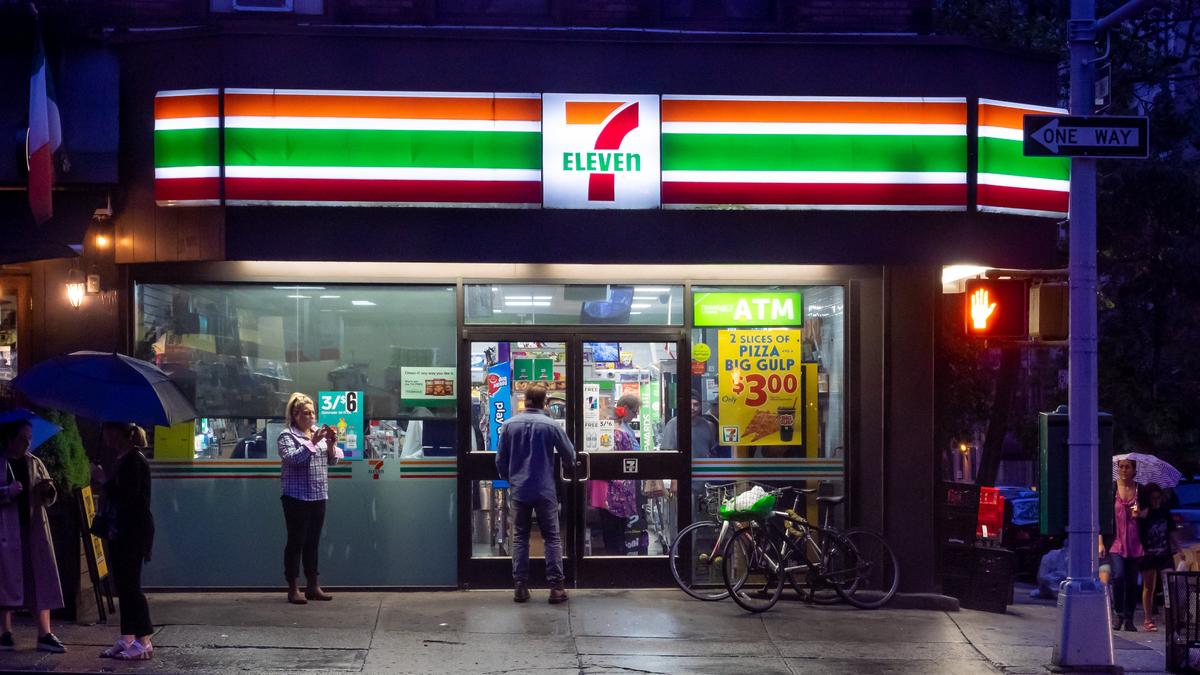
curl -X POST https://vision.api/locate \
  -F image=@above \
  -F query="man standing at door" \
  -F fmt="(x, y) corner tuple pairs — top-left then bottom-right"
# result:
(497, 384), (577, 604)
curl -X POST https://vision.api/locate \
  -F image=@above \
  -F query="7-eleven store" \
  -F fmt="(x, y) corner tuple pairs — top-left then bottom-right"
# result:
(115, 29), (1067, 592)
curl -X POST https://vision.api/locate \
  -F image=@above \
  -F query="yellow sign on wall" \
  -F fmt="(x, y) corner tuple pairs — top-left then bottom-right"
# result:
(717, 329), (804, 445)
(715, 329), (801, 444)
(154, 421), (195, 460)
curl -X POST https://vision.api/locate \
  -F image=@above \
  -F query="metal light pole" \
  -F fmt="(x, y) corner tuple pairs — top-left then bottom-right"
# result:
(1055, 0), (1154, 669)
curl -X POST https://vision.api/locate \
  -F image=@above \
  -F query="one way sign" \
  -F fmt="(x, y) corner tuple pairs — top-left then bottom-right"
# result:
(1023, 115), (1149, 158)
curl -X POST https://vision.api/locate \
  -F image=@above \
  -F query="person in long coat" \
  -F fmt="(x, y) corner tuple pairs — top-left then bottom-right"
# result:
(0, 419), (66, 653)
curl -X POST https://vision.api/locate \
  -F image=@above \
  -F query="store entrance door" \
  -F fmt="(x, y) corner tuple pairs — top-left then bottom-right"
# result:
(458, 330), (689, 589)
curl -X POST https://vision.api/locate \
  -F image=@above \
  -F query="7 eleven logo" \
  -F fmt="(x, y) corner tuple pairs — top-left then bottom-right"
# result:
(543, 94), (661, 209)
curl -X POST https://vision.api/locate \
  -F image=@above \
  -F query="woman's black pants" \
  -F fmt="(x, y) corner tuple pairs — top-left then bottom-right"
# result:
(282, 496), (327, 582)
(110, 541), (154, 637)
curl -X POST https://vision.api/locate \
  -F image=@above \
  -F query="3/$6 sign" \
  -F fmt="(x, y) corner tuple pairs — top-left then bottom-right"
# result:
(542, 93), (661, 209)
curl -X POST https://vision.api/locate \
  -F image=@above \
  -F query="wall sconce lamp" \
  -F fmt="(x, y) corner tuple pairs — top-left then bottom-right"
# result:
(66, 268), (85, 309)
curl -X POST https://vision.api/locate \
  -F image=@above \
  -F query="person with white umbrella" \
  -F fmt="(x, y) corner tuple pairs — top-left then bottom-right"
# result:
(1101, 456), (1144, 632)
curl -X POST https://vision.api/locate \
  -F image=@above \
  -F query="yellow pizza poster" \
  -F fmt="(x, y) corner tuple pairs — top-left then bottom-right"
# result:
(717, 329), (803, 445)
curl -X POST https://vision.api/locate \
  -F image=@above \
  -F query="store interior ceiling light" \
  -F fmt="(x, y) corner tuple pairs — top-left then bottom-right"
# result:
(287, 294), (311, 299)
(351, 300), (376, 306)
(273, 285), (325, 290)
(505, 300), (550, 307)
(634, 286), (671, 293)
(319, 295), (341, 299)
(505, 295), (532, 300)
(631, 303), (652, 309)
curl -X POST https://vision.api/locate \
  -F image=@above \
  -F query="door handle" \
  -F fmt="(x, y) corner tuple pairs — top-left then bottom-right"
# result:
(559, 456), (574, 483)
(577, 452), (591, 482)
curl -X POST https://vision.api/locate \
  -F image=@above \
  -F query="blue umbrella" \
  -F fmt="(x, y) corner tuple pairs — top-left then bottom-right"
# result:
(13, 351), (196, 428)
(0, 408), (61, 450)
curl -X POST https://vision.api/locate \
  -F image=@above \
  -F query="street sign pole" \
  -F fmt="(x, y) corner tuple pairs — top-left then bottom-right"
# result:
(1054, 0), (1114, 669)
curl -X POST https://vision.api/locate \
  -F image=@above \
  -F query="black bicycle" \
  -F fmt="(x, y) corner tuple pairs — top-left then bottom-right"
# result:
(720, 486), (900, 613)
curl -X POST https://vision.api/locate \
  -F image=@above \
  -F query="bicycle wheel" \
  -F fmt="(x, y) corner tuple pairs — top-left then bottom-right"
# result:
(783, 536), (841, 605)
(825, 529), (899, 609)
(669, 520), (730, 601)
(722, 527), (785, 613)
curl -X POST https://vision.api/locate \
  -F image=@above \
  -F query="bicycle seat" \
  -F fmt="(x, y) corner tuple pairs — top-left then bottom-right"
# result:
(816, 495), (845, 506)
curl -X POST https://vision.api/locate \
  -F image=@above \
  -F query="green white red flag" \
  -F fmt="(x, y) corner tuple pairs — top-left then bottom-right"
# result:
(27, 16), (62, 224)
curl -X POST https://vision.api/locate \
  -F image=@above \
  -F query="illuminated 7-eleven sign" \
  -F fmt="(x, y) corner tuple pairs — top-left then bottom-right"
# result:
(542, 93), (661, 209)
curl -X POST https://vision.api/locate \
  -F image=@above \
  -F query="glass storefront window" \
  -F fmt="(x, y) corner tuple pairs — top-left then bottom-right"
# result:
(465, 284), (683, 325)
(135, 283), (457, 422)
(0, 281), (18, 381)
(690, 285), (844, 460)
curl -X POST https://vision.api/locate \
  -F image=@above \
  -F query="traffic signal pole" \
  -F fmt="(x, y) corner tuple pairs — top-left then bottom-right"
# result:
(1055, 0), (1154, 669)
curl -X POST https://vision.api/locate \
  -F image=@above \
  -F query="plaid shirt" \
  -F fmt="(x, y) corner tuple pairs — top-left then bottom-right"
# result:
(278, 427), (338, 501)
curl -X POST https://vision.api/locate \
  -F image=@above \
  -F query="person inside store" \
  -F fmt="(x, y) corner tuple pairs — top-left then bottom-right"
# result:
(660, 391), (717, 458)
(496, 384), (576, 604)
(590, 395), (642, 555)
(278, 393), (341, 605)
(1100, 457), (1144, 632)
(95, 422), (156, 660)
(0, 420), (66, 654)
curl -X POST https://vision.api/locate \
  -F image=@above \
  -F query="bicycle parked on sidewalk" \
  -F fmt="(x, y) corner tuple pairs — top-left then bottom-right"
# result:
(720, 486), (900, 613)
(669, 482), (846, 604)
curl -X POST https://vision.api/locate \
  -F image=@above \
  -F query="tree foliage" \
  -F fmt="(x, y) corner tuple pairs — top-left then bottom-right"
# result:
(37, 409), (90, 494)
(934, 1), (1200, 474)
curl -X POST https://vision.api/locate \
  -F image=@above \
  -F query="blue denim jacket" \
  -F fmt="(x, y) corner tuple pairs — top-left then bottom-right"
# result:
(496, 409), (576, 503)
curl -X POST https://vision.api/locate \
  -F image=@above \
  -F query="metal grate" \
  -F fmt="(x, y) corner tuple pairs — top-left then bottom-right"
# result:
(1164, 571), (1200, 672)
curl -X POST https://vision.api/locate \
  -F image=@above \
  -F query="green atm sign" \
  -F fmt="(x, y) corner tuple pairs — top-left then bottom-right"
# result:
(693, 292), (804, 327)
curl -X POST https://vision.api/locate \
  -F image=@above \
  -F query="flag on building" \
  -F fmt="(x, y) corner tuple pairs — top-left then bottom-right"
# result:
(27, 17), (62, 224)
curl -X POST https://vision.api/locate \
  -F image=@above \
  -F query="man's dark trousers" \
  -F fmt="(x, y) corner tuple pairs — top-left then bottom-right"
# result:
(511, 496), (563, 585)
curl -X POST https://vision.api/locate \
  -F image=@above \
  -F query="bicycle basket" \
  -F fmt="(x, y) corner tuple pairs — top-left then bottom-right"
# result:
(702, 484), (736, 517)
(719, 487), (777, 522)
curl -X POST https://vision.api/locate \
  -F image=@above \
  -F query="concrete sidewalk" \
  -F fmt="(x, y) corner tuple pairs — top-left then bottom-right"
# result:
(0, 588), (1173, 674)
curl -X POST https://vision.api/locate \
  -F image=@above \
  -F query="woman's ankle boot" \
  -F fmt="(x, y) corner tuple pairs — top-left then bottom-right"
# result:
(305, 577), (333, 601)
(287, 579), (307, 604)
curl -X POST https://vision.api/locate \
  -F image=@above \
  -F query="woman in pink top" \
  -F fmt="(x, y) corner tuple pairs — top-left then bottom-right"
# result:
(1100, 458), (1144, 632)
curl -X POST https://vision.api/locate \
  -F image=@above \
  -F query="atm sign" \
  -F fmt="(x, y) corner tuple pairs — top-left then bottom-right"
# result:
(964, 279), (1028, 339)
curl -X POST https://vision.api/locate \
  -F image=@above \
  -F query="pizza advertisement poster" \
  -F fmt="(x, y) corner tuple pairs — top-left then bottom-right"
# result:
(717, 329), (804, 446)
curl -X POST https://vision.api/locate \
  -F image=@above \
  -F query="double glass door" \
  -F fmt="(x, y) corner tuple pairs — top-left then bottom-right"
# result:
(458, 330), (689, 588)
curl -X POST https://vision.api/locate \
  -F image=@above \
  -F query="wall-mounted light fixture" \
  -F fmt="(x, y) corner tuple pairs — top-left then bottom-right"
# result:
(66, 268), (85, 309)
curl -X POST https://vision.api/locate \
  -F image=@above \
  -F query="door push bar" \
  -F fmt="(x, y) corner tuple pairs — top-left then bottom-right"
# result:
(559, 452), (591, 483)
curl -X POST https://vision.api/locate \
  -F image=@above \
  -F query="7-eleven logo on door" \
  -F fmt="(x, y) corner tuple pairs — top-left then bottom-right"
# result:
(543, 94), (661, 209)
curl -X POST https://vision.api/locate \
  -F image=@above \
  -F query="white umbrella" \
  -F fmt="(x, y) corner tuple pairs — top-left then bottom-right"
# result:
(1112, 452), (1183, 488)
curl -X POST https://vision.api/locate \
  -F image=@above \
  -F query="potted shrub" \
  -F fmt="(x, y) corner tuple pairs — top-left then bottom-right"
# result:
(36, 410), (91, 621)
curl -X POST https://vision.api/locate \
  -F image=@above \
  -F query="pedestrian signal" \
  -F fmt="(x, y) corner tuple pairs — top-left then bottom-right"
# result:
(963, 279), (1028, 339)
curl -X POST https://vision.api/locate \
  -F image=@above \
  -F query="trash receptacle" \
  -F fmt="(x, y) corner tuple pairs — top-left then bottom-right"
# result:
(1164, 571), (1200, 673)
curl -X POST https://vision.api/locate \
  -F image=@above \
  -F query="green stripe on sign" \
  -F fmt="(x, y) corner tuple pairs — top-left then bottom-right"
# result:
(155, 128), (220, 168)
(225, 128), (542, 170)
(979, 137), (1070, 181)
(662, 134), (966, 172)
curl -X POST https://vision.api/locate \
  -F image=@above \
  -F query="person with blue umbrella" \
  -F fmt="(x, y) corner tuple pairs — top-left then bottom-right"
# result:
(0, 415), (67, 654)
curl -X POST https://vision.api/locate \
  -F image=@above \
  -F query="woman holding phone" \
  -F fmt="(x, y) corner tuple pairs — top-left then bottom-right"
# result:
(0, 419), (66, 654)
(1100, 457), (1144, 632)
(278, 393), (341, 604)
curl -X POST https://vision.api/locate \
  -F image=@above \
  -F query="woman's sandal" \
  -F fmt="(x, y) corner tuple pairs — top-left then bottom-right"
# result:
(1143, 619), (1158, 632)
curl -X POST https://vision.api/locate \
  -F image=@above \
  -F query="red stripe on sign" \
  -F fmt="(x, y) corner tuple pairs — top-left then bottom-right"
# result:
(226, 178), (542, 204)
(156, 177), (221, 203)
(978, 184), (1069, 214)
(662, 182), (967, 206)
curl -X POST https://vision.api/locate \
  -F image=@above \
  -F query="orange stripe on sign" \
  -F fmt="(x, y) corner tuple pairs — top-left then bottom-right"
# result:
(155, 94), (219, 119)
(225, 94), (541, 121)
(662, 99), (966, 125)
(565, 101), (624, 125)
(979, 103), (1048, 130)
